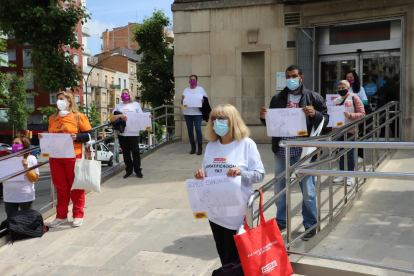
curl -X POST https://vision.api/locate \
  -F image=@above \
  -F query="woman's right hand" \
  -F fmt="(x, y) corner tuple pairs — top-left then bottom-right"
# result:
(120, 115), (128, 121)
(182, 95), (185, 99)
(194, 169), (205, 180)
(38, 133), (43, 139)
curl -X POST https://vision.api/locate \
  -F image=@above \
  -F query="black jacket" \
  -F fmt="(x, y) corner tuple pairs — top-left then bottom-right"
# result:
(112, 111), (126, 133)
(260, 85), (329, 154)
(200, 97), (212, 122)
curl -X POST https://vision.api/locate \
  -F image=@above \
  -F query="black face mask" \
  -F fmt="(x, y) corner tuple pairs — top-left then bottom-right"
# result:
(338, 89), (348, 96)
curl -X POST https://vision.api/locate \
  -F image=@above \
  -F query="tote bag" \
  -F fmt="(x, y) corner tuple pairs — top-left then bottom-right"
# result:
(234, 189), (293, 276)
(300, 117), (324, 165)
(72, 134), (101, 193)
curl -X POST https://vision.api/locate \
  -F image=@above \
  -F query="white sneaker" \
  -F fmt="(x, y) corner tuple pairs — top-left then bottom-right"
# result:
(333, 176), (344, 183)
(346, 177), (354, 186)
(49, 218), (68, 228)
(72, 218), (83, 227)
(358, 157), (363, 164)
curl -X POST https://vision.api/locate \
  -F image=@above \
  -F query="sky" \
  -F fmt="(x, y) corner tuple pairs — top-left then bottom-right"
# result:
(85, 0), (173, 55)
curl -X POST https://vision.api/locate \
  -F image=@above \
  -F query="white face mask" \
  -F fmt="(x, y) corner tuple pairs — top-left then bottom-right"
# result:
(57, 99), (69, 111)
(59, 111), (70, 117)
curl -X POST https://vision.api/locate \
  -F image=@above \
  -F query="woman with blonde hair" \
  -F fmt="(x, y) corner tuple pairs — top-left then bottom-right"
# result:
(39, 91), (92, 227)
(194, 104), (265, 265)
(111, 88), (152, 179)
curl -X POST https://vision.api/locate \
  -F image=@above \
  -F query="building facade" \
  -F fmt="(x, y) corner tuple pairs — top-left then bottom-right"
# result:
(172, 0), (412, 142)
(101, 23), (140, 53)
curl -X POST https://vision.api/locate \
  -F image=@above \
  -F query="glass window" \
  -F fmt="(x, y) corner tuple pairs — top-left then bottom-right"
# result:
(6, 50), (16, 61)
(102, 145), (109, 151)
(116, 97), (119, 104)
(26, 95), (34, 107)
(118, 78), (121, 85)
(22, 50), (32, 67)
(50, 93), (57, 104)
(102, 93), (106, 103)
(124, 79), (126, 89)
(23, 71), (34, 89)
(96, 144), (102, 151)
(111, 77), (114, 85)
(75, 95), (80, 104)
(73, 32), (78, 42)
(131, 83), (133, 91)
(73, 54), (79, 65)
(130, 66), (133, 74)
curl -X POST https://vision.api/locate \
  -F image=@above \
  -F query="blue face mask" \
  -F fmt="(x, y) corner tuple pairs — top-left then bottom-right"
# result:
(286, 78), (300, 91)
(213, 119), (230, 137)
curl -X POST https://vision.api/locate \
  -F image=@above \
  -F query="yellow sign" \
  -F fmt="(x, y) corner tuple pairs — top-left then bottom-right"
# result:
(336, 122), (344, 127)
(42, 153), (50, 157)
(194, 212), (208, 219)
(183, 105), (188, 107)
(145, 126), (152, 130)
(297, 131), (308, 136)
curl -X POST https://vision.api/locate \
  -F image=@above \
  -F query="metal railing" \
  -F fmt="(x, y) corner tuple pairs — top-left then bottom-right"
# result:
(0, 104), (183, 235)
(246, 101), (411, 274)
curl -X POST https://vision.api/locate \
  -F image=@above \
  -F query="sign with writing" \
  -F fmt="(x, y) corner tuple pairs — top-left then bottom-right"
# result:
(326, 94), (340, 106)
(0, 157), (25, 182)
(265, 108), (307, 137)
(183, 93), (203, 108)
(40, 134), (76, 158)
(187, 176), (245, 219)
(365, 83), (378, 96)
(276, 72), (286, 91)
(125, 112), (152, 132)
(330, 21), (391, 45)
(327, 106), (346, 127)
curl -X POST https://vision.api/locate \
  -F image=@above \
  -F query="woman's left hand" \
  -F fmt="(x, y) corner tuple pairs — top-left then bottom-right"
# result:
(201, 98), (204, 103)
(22, 159), (28, 169)
(227, 167), (242, 178)
(71, 133), (77, 141)
(149, 114), (153, 119)
(344, 112), (350, 119)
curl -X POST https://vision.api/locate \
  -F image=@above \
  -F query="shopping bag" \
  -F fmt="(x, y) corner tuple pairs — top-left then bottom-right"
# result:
(234, 189), (293, 276)
(300, 117), (324, 165)
(72, 134), (101, 193)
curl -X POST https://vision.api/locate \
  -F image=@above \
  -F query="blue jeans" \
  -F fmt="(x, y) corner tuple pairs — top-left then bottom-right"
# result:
(338, 134), (355, 171)
(274, 154), (317, 229)
(184, 115), (203, 143)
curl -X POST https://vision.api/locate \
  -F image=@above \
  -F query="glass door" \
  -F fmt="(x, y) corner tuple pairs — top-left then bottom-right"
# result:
(319, 55), (359, 99)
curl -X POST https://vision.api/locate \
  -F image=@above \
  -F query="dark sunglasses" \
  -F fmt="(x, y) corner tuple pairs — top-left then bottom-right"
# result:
(211, 116), (229, 122)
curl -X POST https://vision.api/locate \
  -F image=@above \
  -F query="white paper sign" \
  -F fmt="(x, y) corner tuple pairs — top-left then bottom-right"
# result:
(0, 157), (24, 181)
(40, 133), (76, 158)
(326, 94), (340, 106)
(187, 176), (245, 219)
(125, 112), (152, 132)
(327, 106), (346, 127)
(183, 93), (203, 108)
(265, 108), (308, 137)
(276, 72), (286, 90)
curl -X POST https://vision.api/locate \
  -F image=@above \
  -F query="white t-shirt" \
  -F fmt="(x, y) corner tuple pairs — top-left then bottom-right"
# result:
(113, 102), (143, 136)
(3, 155), (39, 203)
(182, 86), (208, 116)
(202, 137), (265, 230)
(350, 86), (368, 102)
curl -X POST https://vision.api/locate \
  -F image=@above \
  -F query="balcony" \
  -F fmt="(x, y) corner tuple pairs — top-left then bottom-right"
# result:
(82, 47), (91, 56)
(90, 81), (110, 89)
(110, 84), (121, 90)
(0, 52), (9, 67)
(82, 26), (91, 37)
(83, 7), (90, 17)
(95, 101), (107, 108)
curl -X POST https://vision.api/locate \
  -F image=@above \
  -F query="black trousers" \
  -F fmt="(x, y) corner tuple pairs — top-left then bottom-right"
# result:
(4, 201), (33, 217)
(119, 135), (141, 174)
(209, 220), (239, 266)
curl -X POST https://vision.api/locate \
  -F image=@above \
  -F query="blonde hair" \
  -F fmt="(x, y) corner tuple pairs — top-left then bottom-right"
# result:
(52, 91), (80, 119)
(338, 80), (351, 89)
(205, 104), (250, 142)
(122, 89), (134, 103)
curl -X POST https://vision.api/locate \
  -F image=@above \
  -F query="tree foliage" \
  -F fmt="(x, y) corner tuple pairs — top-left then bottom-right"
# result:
(37, 106), (57, 125)
(0, 0), (90, 93)
(133, 10), (174, 108)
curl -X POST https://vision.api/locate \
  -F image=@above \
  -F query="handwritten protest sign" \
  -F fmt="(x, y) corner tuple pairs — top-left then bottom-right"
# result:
(187, 176), (245, 219)
(183, 94), (203, 108)
(125, 112), (152, 132)
(0, 157), (24, 181)
(326, 94), (340, 106)
(327, 106), (346, 127)
(265, 108), (307, 137)
(40, 134), (75, 158)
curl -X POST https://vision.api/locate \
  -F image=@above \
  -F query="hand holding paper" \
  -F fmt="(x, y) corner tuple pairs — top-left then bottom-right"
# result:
(265, 108), (307, 137)
(125, 112), (152, 132)
(39, 133), (76, 158)
(183, 94), (203, 108)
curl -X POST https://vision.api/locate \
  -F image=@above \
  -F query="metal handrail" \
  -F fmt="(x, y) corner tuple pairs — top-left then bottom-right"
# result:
(280, 141), (411, 149)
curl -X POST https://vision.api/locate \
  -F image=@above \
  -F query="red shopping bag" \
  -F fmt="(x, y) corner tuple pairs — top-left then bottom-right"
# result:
(234, 189), (293, 276)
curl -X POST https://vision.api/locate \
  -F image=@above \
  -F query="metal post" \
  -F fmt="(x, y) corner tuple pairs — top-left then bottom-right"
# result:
(165, 106), (168, 141)
(285, 146), (291, 249)
(376, 113), (380, 162)
(51, 181), (55, 208)
(385, 107), (390, 143)
(372, 114), (376, 172)
(395, 104), (398, 142)
(316, 150), (321, 232)
(344, 133), (348, 205)
(354, 124), (359, 194)
(152, 109), (156, 146)
(328, 137), (333, 222)
(363, 119), (367, 175)
(94, 129), (98, 160)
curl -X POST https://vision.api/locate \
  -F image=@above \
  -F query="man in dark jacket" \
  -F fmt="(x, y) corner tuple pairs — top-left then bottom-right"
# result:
(260, 65), (329, 241)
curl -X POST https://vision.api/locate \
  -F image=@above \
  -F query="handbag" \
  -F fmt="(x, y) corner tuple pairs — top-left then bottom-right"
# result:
(234, 189), (294, 276)
(72, 134), (101, 193)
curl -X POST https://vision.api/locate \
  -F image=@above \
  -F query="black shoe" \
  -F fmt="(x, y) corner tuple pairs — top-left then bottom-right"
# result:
(302, 228), (316, 241)
(123, 172), (133, 179)
(197, 143), (203, 155)
(277, 224), (286, 233)
(190, 142), (196, 154)
(136, 171), (143, 178)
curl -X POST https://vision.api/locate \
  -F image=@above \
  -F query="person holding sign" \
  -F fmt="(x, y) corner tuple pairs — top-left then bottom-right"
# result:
(259, 65), (329, 241)
(111, 89), (152, 179)
(3, 136), (39, 217)
(181, 75), (208, 155)
(194, 104), (265, 266)
(332, 80), (365, 186)
(38, 91), (92, 228)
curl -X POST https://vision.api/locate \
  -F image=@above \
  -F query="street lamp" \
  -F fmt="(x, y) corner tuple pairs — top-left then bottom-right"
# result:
(84, 52), (118, 116)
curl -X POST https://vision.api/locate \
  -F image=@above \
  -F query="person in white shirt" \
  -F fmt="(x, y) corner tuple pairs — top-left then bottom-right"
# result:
(111, 89), (152, 179)
(194, 104), (265, 266)
(181, 75), (208, 155)
(344, 70), (368, 164)
(3, 135), (39, 217)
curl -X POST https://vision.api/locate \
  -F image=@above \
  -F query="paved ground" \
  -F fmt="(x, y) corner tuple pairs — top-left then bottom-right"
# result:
(0, 142), (391, 275)
(298, 150), (414, 276)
